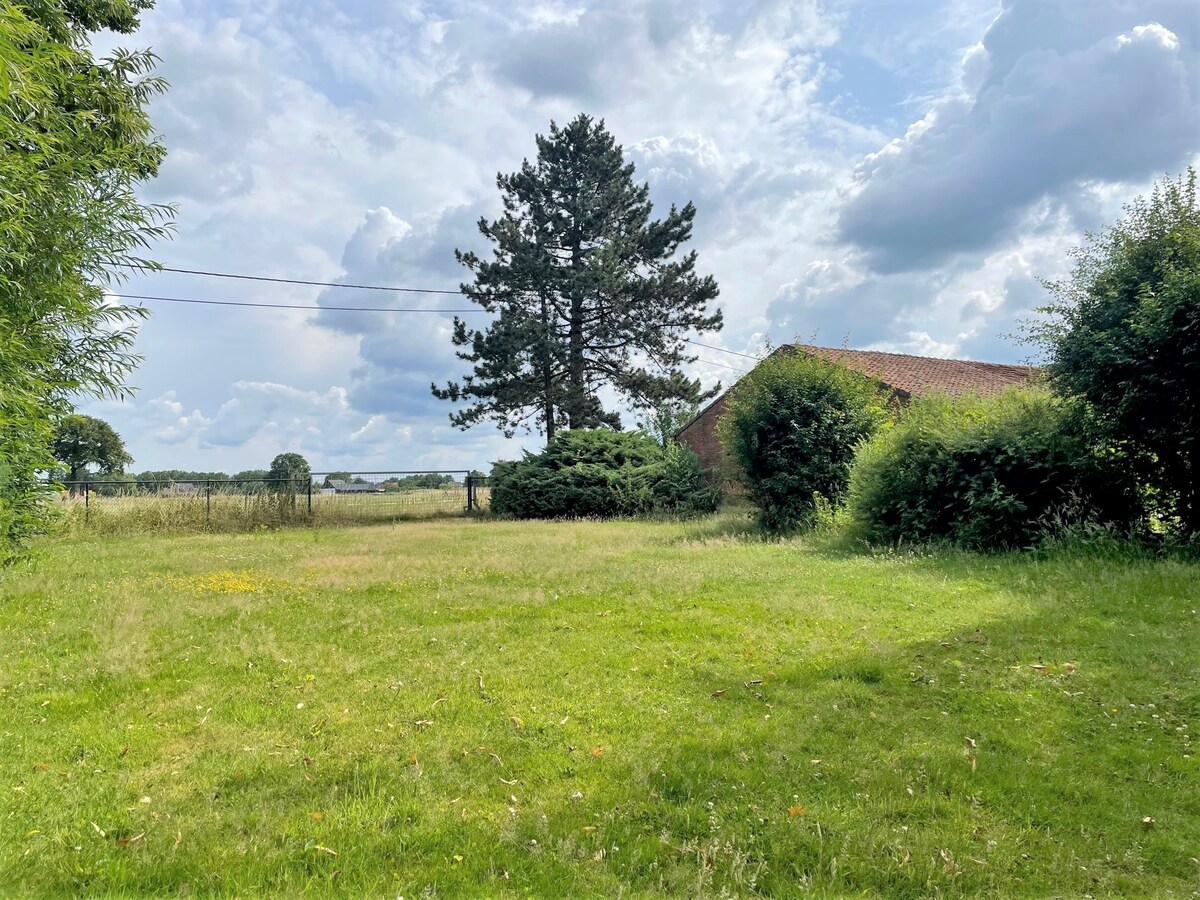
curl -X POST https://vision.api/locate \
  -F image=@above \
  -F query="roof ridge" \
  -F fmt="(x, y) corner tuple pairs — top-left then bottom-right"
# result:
(793, 343), (1037, 370)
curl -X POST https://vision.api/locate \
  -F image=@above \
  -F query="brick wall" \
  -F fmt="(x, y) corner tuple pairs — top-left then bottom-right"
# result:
(676, 396), (730, 482)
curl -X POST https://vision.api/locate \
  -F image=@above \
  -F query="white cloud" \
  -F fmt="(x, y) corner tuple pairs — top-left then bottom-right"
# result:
(1119, 22), (1181, 51)
(78, 0), (1199, 473)
(837, 0), (1200, 272)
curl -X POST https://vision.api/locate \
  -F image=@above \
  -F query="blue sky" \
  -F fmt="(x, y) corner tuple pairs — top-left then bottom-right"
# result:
(85, 0), (1200, 474)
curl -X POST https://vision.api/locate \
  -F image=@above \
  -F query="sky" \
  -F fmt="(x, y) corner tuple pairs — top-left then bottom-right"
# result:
(83, 0), (1200, 475)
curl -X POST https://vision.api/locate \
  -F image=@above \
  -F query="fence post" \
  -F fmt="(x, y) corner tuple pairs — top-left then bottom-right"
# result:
(84, 482), (90, 524)
(465, 474), (473, 512)
(307, 478), (313, 518)
(206, 480), (212, 525)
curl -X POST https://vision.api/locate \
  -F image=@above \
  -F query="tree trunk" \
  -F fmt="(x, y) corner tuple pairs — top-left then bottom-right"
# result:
(540, 293), (556, 443)
(1182, 452), (1197, 534)
(566, 239), (586, 429)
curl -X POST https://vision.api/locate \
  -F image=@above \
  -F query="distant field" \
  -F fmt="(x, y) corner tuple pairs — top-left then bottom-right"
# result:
(1, 515), (1197, 896)
(55, 486), (488, 535)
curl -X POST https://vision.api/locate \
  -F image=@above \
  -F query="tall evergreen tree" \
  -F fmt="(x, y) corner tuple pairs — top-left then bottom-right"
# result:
(433, 115), (722, 440)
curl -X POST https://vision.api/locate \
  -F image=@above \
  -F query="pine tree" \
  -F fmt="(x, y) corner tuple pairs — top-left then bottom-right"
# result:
(433, 114), (722, 441)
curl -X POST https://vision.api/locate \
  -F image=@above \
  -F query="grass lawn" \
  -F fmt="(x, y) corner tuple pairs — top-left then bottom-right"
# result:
(1, 515), (1197, 897)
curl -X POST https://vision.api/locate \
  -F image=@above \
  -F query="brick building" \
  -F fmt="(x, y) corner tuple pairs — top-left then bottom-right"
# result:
(676, 344), (1038, 478)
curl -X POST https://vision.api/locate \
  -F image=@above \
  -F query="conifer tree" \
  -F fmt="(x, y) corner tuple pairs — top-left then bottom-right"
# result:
(433, 115), (722, 440)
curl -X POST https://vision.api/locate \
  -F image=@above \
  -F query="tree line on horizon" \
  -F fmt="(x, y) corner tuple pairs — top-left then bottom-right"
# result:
(54, 441), (461, 496)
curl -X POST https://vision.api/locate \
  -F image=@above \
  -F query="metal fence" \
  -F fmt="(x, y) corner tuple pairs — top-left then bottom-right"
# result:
(58, 471), (490, 532)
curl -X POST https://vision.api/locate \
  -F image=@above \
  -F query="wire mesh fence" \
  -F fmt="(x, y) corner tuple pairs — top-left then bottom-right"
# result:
(57, 471), (491, 534)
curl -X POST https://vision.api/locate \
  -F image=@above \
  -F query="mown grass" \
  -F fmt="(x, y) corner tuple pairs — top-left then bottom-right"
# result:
(1, 514), (1197, 897)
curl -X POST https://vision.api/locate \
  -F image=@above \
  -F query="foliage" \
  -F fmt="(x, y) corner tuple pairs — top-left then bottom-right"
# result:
(85, 473), (136, 496)
(266, 453), (311, 487)
(644, 440), (721, 515)
(229, 469), (268, 492)
(434, 114), (722, 440)
(718, 351), (889, 530)
(50, 414), (132, 482)
(4, 519), (1198, 895)
(386, 473), (455, 491)
(490, 429), (717, 519)
(846, 389), (1143, 550)
(637, 399), (700, 448)
(231, 469), (268, 482)
(130, 469), (247, 492)
(137, 470), (232, 484)
(1027, 168), (1200, 537)
(0, 0), (171, 563)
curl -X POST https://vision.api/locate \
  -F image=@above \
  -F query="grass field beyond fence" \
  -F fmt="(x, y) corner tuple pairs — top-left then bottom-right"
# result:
(56, 484), (489, 536)
(1, 515), (1197, 896)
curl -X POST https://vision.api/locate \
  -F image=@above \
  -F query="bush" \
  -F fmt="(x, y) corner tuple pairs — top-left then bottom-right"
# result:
(646, 441), (721, 514)
(846, 389), (1143, 550)
(717, 352), (889, 530)
(1027, 168), (1199, 536)
(489, 430), (718, 519)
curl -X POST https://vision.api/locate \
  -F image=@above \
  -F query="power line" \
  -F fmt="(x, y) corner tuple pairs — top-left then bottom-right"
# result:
(692, 358), (749, 374)
(119, 265), (765, 365)
(124, 293), (749, 374)
(684, 338), (763, 362)
(121, 293), (478, 314)
(115, 264), (462, 295)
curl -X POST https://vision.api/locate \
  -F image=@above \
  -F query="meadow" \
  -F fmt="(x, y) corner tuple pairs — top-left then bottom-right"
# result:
(1, 514), (1197, 897)
(55, 486), (487, 536)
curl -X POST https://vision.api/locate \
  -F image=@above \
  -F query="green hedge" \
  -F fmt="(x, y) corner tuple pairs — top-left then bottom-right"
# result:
(846, 389), (1143, 550)
(490, 430), (718, 519)
(717, 351), (890, 530)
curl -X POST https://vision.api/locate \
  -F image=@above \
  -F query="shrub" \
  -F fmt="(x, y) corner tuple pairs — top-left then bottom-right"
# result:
(489, 430), (718, 519)
(846, 389), (1143, 550)
(646, 441), (721, 514)
(1027, 168), (1199, 536)
(717, 352), (890, 530)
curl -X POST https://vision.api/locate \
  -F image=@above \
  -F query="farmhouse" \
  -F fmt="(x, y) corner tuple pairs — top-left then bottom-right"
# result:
(327, 479), (383, 494)
(677, 344), (1038, 477)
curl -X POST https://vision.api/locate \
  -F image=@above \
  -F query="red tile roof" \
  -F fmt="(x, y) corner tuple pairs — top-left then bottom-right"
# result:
(789, 344), (1038, 398)
(676, 345), (1040, 465)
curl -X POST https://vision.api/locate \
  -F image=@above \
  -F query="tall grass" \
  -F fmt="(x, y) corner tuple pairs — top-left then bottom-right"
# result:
(54, 487), (488, 536)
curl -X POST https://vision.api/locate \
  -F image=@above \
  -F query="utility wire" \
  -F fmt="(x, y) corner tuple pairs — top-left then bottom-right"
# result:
(114, 263), (462, 295)
(119, 267), (758, 362)
(121, 265), (765, 364)
(123, 293), (750, 374)
(683, 338), (765, 361)
(120, 293), (478, 314)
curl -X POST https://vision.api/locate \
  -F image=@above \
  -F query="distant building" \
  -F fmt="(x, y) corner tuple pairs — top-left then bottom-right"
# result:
(327, 479), (383, 494)
(677, 344), (1039, 479)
